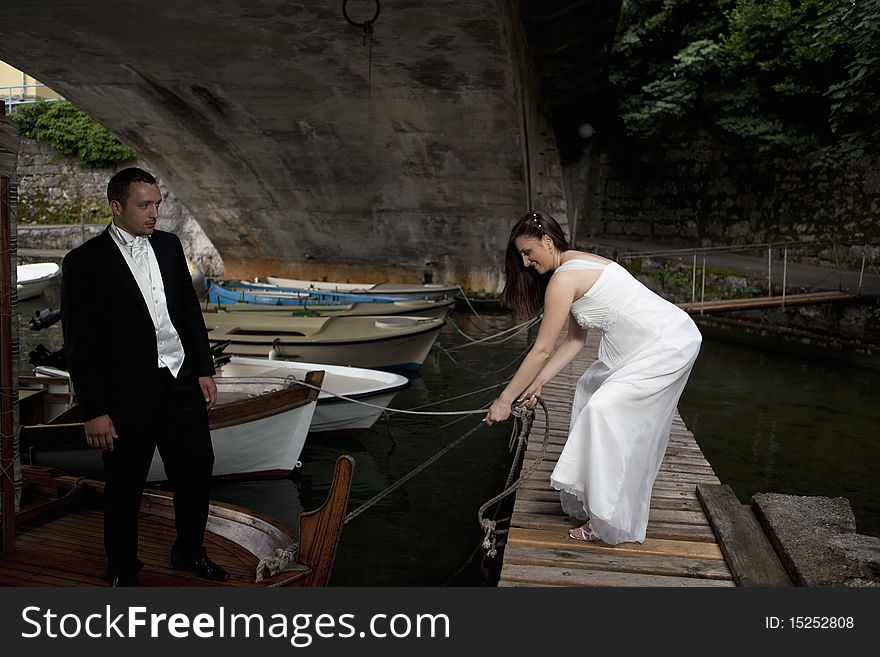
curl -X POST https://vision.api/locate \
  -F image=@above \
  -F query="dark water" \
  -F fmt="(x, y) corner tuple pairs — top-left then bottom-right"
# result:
(14, 279), (880, 586)
(678, 324), (880, 539)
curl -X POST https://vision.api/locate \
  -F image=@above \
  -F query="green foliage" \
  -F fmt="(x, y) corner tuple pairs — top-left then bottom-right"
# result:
(609, 0), (878, 165)
(11, 100), (135, 167)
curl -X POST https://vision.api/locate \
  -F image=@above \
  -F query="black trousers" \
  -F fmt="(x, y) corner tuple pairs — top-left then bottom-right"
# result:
(102, 367), (214, 577)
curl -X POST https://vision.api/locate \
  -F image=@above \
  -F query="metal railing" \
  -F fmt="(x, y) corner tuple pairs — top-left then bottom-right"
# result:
(615, 240), (880, 313)
(0, 84), (62, 111)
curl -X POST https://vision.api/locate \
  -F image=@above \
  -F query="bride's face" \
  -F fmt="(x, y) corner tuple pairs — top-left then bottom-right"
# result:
(515, 235), (554, 274)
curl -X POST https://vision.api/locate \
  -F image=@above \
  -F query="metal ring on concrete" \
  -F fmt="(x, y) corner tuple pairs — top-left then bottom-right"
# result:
(342, 0), (381, 28)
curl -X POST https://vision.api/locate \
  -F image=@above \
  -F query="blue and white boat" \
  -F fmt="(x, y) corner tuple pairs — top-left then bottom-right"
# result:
(206, 279), (453, 319)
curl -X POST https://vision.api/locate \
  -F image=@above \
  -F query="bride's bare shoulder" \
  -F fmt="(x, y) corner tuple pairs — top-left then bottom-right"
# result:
(562, 250), (613, 266)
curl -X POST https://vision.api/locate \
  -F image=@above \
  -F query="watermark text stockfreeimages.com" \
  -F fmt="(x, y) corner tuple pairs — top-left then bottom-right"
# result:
(21, 605), (451, 647)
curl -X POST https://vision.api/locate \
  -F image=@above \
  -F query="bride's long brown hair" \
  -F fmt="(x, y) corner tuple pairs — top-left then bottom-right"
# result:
(501, 211), (571, 317)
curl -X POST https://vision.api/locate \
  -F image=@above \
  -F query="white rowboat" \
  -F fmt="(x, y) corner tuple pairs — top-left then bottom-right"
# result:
(264, 275), (460, 299)
(204, 311), (445, 370)
(216, 356), (410, 437)
(20, 371), (324, 482)
(17, 262), (60, 301)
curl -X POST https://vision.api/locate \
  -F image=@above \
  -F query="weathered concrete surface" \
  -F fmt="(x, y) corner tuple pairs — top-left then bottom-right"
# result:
(1, 1), (537, 291)
(752, 493), (880, 587)
(14, 138), (224, 276)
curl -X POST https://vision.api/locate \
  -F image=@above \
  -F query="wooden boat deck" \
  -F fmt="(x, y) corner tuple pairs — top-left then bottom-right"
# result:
(0, 507), (275, 587)
(499, 333), (736, 587)
(0, 457), (355, 587)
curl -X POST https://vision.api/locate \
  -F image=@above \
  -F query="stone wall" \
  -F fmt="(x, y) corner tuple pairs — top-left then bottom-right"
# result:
(15, 138), (224, 276)
(574, 149), (880, 247)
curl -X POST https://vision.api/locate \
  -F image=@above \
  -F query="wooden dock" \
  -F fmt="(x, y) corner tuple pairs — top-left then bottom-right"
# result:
(498, 332), (736, 587)
(677, 290), (857, 314)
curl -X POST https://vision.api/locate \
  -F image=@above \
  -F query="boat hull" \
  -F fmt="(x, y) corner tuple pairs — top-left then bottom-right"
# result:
(16, 262), (60, 301)
(217, 356), (410, 437)
(264, 275), (460, 299)
(207, 281), (453, 319)
(20, 373), (324, 482)
(205, 314), (445, 371)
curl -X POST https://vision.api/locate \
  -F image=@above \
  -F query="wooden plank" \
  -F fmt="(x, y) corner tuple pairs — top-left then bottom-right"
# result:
(507, 527), (725, 560)
(498, 563), (735, 587)
(512, 500), (709, 526)
(502, 543), (733, 580)
(678, 291), (856, 314)
(696, 484), (792, 587)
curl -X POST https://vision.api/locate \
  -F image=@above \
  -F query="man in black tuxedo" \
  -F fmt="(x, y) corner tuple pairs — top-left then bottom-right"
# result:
(61, 167), (228, 586)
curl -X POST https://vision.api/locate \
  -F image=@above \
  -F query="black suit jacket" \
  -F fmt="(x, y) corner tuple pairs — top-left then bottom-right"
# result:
(61, 227), (214, 423)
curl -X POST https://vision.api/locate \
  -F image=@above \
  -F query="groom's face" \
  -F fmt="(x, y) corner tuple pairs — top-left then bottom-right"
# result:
(111, 182), (161, 237)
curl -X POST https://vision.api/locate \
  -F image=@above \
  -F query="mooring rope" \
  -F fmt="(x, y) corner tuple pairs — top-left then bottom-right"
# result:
(342, 394), (547, 564)
(435, 338), (535, 377)
(455, 285), (485, 319)
(477, 398), (549, 558)
(282, 374), (489, 416)
(444, 314), (541, 351)
(343, 418), (485, 524)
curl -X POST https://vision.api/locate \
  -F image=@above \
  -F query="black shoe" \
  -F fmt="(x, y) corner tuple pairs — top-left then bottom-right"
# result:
(172, 555), (230, 582)
(111, 574), (139, 587)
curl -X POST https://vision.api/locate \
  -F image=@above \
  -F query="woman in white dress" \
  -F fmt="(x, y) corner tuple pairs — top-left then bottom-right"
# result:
(485, 211), (702, 545)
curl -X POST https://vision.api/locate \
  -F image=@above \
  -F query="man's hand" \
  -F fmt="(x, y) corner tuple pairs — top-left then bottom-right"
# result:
(84, 414), (117, 451)
(199, 376), (217, 408)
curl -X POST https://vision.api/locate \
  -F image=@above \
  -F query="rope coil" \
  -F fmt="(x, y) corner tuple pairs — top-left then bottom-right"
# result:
(478, 398), (548, 558)
(255, 544), (306, 582)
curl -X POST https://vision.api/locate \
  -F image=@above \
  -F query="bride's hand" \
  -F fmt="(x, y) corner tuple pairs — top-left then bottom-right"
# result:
(484, 398), (512, 426)
(517, 385), (543, 409)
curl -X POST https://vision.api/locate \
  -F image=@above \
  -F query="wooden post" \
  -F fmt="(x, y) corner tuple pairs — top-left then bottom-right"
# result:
(781, 246), (787, 308)
(858, 247), (866, 296)
(0, 97), (16, 552)
(691, 252), (697, 304)
(700, 255), (706, 316)
(767, 246), (772, 297)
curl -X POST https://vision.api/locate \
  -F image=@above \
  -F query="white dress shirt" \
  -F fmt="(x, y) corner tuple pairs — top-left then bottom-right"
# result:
(109, 223), (186, 377)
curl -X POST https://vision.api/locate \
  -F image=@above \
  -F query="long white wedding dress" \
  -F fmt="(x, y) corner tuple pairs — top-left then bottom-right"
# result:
(549, 259), (702, 544)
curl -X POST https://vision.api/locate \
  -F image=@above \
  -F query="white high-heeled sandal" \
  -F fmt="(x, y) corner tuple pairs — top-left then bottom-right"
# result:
(568, 522), (601, 542)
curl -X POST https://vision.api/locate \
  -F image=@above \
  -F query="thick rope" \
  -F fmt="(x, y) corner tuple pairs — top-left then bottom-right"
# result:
(255, 544), (305, 581)
(478, 397), (548, 558)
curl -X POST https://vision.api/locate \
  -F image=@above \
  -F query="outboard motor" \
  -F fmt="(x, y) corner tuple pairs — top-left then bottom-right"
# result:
(28, 344), (67, 370)
(29, 307), (61, 331)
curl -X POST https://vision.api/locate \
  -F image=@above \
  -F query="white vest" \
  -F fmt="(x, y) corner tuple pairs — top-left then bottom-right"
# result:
(109, 223), (186, 377)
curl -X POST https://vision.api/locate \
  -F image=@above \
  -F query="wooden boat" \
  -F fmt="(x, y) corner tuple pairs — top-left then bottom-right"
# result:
(0, 458), (354, 586)
(203, 310), (445, 371)
(19, 371), (325, 482)
(215, 356), (411, 437)
(264, 275), (461, 299)
(207, 279), (454, 319)
(16, 262), (60, 301)
(2, 121), (356, 588)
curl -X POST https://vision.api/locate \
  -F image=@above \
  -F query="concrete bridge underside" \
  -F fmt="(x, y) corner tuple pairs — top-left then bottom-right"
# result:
(1, 0), (619, 291)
